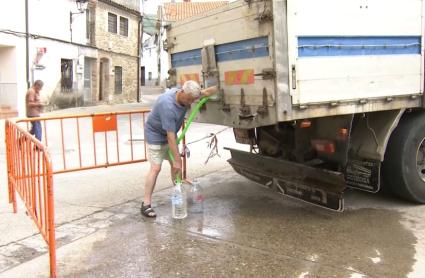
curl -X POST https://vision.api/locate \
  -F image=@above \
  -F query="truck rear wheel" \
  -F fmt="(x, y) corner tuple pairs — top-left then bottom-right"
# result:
(383, 111), (425, 203)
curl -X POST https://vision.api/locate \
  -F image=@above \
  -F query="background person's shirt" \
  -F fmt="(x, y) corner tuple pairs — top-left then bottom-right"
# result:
(145, 88), (187, 145)
(25, 88), (42, 117)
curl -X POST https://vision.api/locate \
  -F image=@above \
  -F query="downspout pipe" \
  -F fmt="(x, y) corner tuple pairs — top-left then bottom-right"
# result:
(137, 15), (143, 102)
(25, 0), (30, 89)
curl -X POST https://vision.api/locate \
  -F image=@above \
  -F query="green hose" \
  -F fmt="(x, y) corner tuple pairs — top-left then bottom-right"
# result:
(168, 96), (211, 183)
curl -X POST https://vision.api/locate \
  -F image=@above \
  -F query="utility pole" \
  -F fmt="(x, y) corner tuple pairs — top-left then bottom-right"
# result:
(25, 0), (30, 89)
(156, 6), (162, 86)
(137, 14), (143, 102)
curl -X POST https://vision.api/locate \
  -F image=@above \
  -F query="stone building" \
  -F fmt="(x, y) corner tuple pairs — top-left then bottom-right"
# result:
(90, 0), (141, 103)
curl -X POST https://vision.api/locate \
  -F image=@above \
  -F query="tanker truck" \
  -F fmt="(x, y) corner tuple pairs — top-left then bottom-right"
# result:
(164, 0), (425, 211)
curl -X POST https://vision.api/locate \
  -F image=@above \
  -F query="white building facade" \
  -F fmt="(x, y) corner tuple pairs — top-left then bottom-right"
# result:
(0, 0), (141, 117)
(0, 0), (94, 116)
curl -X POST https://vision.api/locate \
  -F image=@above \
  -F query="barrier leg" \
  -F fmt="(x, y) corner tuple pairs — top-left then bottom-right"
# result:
(183, 133), (187, 180)
(12, 184), (17, 213)
(47, 172), (56, 278)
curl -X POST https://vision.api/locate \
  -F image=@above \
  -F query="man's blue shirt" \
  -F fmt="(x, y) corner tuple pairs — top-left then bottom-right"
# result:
(145, 88), (187, 145)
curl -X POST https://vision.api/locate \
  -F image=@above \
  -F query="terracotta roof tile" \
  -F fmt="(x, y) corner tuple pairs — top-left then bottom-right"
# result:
(163, 2), (228, 21)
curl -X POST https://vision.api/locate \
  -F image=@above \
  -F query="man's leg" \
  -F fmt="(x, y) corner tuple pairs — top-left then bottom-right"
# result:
(29, 122), (35, 136)
(33, 121), (42, 141)
(143, 162), (161, 206)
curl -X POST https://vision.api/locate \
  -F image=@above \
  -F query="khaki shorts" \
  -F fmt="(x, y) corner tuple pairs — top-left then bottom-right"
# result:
(147, 144), (170, 165)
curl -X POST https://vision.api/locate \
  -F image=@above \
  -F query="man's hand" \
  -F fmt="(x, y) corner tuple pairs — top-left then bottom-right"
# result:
(167, 131), (182, 179)
(201, 86), (218, 97)
(172, 157), (183, 176)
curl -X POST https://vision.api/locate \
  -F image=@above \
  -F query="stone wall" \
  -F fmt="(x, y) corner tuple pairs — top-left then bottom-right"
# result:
(93, 0), (140, 103)
(95, 1), (140, 57)
(97, 51), (138, 103)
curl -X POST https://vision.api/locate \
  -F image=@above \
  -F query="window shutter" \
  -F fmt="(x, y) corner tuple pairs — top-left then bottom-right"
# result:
(108, 13), (117, 33)
(119, 17), (129, 36)
(114, 66), (123, 94)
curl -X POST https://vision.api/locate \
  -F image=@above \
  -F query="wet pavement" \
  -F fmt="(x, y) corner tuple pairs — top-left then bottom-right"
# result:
(1, 99), (425, 277)
(2, 168), (424, 277)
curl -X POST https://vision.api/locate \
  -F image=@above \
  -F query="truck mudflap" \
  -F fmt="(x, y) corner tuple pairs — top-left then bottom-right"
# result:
(225, 148), (346, 211)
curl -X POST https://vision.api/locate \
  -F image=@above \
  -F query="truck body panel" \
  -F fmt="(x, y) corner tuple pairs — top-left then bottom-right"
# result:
(167, 0), (424, 127)
(288, 0), (423, 104)
(165, 0), (425, 210)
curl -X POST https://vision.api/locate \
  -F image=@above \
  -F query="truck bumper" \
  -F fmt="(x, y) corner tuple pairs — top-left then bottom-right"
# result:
(225, 148), (346, 211)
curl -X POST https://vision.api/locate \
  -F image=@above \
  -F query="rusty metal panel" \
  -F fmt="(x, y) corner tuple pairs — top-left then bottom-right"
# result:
(233, 128), (256, 145)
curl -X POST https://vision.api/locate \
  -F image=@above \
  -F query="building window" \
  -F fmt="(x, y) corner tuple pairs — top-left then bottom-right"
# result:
(119, 16), (129, 36)
(61, 59), (73, 92)
(84, 58), (91, 89)
(108, 13), (117, 33)
(114, 66), (122, 94)
(86, 9), (90, 40)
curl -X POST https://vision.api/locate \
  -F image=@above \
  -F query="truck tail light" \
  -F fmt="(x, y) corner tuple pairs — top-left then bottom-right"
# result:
(311, 139), (335, 154)
(300, 120), (311, 128)
(338, 128), (348, 140)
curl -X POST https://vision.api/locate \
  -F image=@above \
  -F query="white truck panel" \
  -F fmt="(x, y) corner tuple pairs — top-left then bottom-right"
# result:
(298, 74), (420, 103)
(288, 0), (423, 36)
(296, 55), (422, 103)
(298, 56), (421, 80)
(167, 0), (424, 126)
(169, 1), (273, 53)
(287, 0), (424, 105)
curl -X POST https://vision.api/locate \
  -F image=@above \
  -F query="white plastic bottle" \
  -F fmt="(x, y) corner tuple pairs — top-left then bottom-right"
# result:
(171, 182), (187, 219)
(188, 179), (204, 213)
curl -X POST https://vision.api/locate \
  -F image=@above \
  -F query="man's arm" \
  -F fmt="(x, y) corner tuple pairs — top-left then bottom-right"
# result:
(167, 131), (182, 173)
(200, 86), (218, 97)
(26, 91), (43, 107)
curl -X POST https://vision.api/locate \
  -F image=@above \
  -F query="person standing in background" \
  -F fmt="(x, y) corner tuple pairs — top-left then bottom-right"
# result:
(25, 80), (44, 141)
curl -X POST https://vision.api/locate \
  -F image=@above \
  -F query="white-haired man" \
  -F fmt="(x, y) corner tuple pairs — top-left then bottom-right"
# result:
(141, 80), (217, 217)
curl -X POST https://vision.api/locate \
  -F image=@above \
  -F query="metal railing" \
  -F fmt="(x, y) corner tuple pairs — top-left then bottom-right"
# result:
(18, 110), (151, 174)
(5, 120), (55, 277)
(5, 109), (189, 277)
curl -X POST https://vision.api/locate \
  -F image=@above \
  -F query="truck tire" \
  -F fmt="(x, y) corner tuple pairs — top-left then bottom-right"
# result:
(383, 111), (425, 203)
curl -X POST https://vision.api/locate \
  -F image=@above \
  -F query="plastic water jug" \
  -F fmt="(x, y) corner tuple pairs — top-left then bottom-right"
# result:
(171, 182), (187, 219)
(188, 179), (204, 213)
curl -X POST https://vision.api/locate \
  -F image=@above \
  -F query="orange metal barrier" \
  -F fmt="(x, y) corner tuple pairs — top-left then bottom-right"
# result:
(5, 109), (188, 277)
(18, 110), (151, 174)
(5, 120), (56, 277)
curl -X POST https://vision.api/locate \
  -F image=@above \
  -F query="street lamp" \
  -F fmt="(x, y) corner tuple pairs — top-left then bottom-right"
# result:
(75, 0), (88, 12)
(70, 0), (89, 42)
